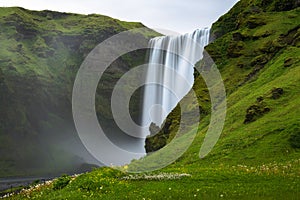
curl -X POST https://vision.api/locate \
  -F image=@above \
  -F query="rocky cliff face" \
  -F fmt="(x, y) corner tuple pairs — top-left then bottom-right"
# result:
(0, 7), (157, 177)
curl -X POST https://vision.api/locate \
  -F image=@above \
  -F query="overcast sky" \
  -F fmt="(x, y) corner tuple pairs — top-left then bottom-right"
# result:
(0, 0), (239, 34)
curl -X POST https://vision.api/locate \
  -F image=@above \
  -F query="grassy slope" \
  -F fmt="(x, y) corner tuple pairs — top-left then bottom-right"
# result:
(4, 1), (300, 199)
(0, 7), (157, 177)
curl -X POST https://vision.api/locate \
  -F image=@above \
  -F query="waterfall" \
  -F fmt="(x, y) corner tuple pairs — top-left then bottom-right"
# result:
(142, 28), (210, 135)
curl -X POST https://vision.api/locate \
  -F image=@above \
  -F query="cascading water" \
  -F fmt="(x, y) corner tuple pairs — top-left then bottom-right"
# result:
(142, 28), (210, 136)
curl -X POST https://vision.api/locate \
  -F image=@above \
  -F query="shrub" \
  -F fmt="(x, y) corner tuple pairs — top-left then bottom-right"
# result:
(244, 100), (270, 124)
(270, 88), (284, 99)
(53, 174), (71, 190)
(288, 125), (300, 148)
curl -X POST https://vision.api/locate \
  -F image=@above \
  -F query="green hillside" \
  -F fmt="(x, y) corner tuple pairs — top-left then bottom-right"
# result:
(144, 0), (300, 163)
(0, 7), (156, 177)
(3, 0), (300, 199)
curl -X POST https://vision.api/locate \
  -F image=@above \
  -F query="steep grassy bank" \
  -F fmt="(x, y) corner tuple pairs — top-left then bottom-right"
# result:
(144, 0), (300, 163)
(0, 7), (157, 177)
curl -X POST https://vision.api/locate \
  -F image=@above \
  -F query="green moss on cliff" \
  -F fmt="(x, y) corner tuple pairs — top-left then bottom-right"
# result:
(144, 0), (300, 164)
(0, 7), (157, 177)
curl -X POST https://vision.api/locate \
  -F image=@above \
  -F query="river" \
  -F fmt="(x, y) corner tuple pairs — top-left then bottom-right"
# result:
(0, 176), (55, 193)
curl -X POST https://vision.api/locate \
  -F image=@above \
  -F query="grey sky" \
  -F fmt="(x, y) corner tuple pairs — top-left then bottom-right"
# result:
(0, 0), (239, 34)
